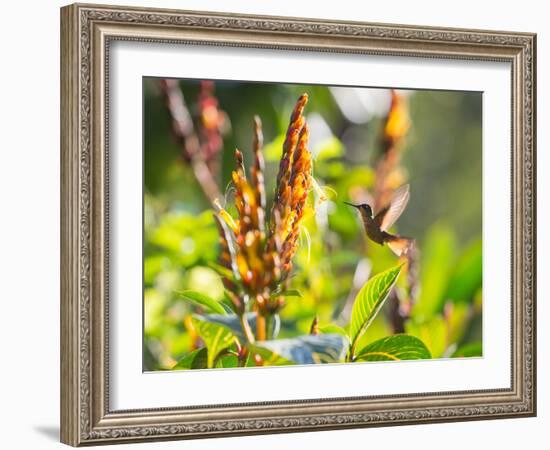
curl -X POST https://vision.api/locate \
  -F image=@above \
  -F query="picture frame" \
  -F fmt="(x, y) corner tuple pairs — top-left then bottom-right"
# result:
(60, 2), (536, 446)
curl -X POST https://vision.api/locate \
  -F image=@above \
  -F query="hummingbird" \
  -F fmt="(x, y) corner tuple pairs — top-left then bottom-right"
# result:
(345, 184), (413, 257)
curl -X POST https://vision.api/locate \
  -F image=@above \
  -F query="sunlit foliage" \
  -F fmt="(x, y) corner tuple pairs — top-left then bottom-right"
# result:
(143, 79), (482, 370)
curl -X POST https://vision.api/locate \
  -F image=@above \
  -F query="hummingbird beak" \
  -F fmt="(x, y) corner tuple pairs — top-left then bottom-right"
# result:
(343, 201), (361, 209)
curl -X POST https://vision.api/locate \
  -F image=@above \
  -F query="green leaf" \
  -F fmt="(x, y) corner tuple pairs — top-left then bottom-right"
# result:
(219, 293), (237, 314)
(444, 239), (482, 304)
(172, 347), (208, 370)
(328, 201), (361, 239)
(201, 313), (281, 340)
(412, 224), (457, 320)
(351, 314), (393, 353)
(251, 334), (349, 365)
(452, 342), (482, 358)
(191, 317), (235, 368)
(349, 264), (403, 350)
(177, 290), (227, 315)
(318, 324), (348, 338)
(334, 166), (375, 195)
(207, 261), (238, 283)
(215, 354), (239, 368)
(184, 267), (225, 301)
(314, 136), (345, 160)
(149, 211), (218, 267)
(406, 316), (447, 358)
(248, 345), (295, 366)
(355, 335), (431, 362)
(263, 134), (286, 161)
(445, 302), (471, 345)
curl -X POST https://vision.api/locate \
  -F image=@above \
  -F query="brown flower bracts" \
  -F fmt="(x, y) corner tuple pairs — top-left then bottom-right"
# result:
(215, 94), (313, 340)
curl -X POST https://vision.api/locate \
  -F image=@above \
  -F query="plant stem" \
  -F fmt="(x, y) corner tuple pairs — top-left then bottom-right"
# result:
(347, 340), (357, 363)
(239, 313), (255, 344)
(256, 312), (267, 341)
(387, 291), (406, 334)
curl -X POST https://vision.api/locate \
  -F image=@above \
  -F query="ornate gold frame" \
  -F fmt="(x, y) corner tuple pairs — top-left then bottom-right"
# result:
(60, 3), (536, 446)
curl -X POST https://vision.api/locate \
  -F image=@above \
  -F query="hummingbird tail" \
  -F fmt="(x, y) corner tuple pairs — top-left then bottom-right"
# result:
(385, 235), (414, 257)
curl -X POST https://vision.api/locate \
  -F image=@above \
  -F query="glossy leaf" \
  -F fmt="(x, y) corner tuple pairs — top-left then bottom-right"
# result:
(252, 333), (349, 365)
(207, 261), (238, 284)
(352, 314), (393, 353)
(318, 324), (348, 337)
(263, 134), (286, 161)
(452, 342), (482, 358)
(315, 136), (345, 160)
(177, 290), (227, 315)
(249, 346), (295, 366)
(444, 239), (482, 304)
(349, 264), (403, 349)
(219, 294), (237, 314)
(191, 316), (235, 368)
(200, 312), (280, 340)
(215, 354), (240, 368)
(172, 347), (208, 370)
(412, 224), (457, 320)
(445, 302), (471, 345)
(149, 211), (218, 268)
(406, 316), (447, 359)
(355, 335), (431, 362)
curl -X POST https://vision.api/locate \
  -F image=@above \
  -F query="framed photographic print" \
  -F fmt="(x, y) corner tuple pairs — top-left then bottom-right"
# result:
(60, 3), (536, 446)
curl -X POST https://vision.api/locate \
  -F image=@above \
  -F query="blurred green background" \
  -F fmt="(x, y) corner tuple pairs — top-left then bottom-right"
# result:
(143, 78), (482, 370)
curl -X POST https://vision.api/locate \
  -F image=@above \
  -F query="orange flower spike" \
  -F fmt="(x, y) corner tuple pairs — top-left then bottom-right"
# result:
(280, 184), (291, 206)
(286, 125), (312, 239)
(244, 230), (264, 275)
(384, 90), (410, 148)
(263, 250), (281, 287)
(240, 183), (256, 210)
(231, 169), (241, 186)
(232, 150), (248, 212)
(236, 252), (252, 285)
(282, 262), (293, 274)
(250, 116), (267, 234)
(289, 94), (309, 127)
(233, 148), (261, 233)
(290, 127), (312, 204)
(265, 94), (312, 288)
(289, 174), (307, 210)
(280, 231), (297, 272)
(275, 94), (308, 200)
(231, 170), (245, 217)
(232, 150), (248, 211)
(212, 94), (317, 321)
(234, 148), (247, 178)
(251, 116), (266, 210)
(281, 210), (297, 242)
(289, 124), (310, 180)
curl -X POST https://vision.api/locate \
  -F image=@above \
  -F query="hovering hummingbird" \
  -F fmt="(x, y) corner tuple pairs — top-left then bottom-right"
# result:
(345, 184), (413, 257)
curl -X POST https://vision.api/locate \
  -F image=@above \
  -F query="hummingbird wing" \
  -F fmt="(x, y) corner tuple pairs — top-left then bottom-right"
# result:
(374, 184), (410, 232)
